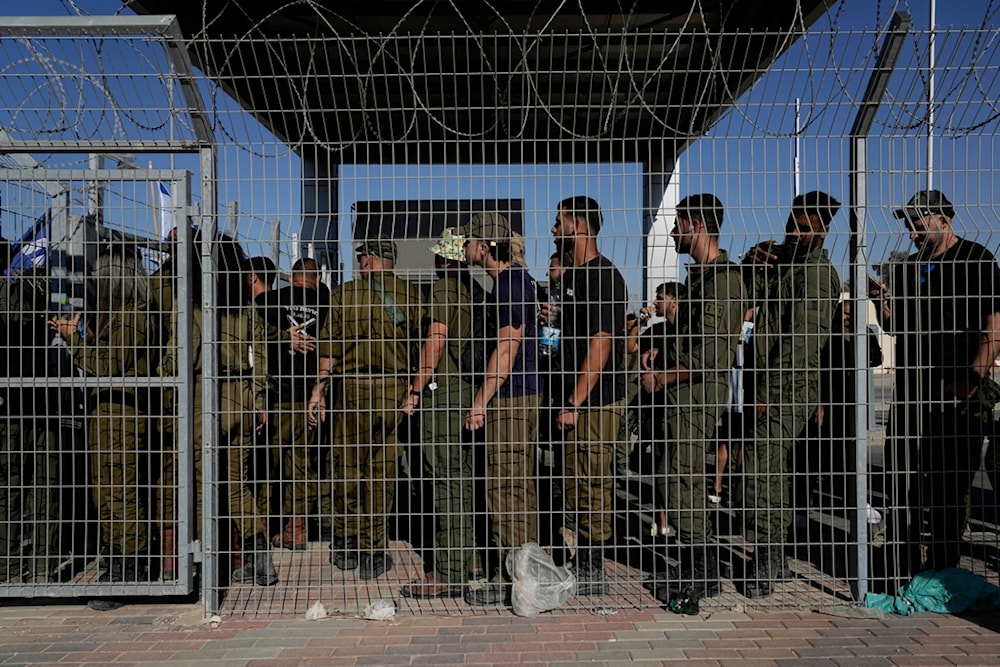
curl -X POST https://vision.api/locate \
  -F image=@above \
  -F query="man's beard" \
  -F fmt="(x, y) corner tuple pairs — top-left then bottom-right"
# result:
(554, 236), (574, 261)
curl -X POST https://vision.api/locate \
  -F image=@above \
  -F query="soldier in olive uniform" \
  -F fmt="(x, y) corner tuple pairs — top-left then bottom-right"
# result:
(0, 268), (60, 582)
(739, 191), (842, 598)
(639, 194), (747, 608)
(308, 235), (423, 580)
(399, 228), (479, 599)
(51, 247), (161, 583)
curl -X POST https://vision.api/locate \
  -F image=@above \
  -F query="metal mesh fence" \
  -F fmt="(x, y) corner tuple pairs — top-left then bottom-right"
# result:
(0, 4), (999, 618)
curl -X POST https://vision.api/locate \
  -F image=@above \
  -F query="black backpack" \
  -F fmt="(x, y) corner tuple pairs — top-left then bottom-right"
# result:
(452, 276), (493, 387)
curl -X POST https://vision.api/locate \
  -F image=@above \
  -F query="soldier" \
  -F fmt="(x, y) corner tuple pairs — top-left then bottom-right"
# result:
(307, 234), (423, 580)
(399, 228), (480, 599)
(257, 257), (330, 551)
(739, 190), (842, 598)
(545, 196), (628, 596)
(870, 190), (1000, 590)
(460, 213), (541, 606)
(50, 246), (162, 583)
(639, 194), (747, 609)
(0, 268), (60, 583)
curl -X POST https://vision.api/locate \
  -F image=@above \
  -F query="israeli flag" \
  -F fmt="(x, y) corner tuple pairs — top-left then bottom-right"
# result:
(4, 211), (51, 279)
(158, 181), (173, 240)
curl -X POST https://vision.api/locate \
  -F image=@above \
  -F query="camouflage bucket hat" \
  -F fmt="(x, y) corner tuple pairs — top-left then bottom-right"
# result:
(429, 227), (467, 262)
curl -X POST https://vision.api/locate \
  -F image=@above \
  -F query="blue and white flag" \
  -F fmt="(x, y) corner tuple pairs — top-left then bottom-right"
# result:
(4, 211), (51, 278)
(158, 181), (174, 240)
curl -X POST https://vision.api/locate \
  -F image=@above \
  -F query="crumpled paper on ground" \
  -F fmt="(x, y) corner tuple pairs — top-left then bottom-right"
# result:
(305, 601), (328, 620)
(362, 599), (396, 621)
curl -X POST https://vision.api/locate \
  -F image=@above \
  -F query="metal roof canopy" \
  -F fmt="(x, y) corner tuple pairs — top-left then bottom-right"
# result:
(129, 0), (832, 165)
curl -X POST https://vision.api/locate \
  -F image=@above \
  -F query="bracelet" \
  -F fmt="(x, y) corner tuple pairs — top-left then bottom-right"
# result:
(409, 390), (421, 397)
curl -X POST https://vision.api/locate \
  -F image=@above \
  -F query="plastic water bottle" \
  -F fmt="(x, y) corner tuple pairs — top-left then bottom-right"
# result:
(539, 287), (561, 357)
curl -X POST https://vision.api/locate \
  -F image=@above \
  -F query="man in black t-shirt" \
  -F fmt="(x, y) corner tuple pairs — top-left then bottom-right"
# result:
(870, 190), (1000, 591)
(544, 195), (627, 596)
(257, 257), (330, 551)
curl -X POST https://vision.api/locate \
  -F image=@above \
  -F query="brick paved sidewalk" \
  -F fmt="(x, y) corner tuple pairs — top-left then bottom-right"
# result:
(2, 601), (999, 666)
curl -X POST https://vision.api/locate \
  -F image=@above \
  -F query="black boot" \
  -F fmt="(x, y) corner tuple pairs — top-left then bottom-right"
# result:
(99, 550), (149, 583)
(573, 542), (608, 597)
(734, 545), (785, 599)
(659, 545), (721, 613)
(330, 535), (360, 570)
(232, 535), (278, 586)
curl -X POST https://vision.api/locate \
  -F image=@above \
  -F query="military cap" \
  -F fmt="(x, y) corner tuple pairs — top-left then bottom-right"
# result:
(357, 234), (397, 261)
(458, 212), (511, 244)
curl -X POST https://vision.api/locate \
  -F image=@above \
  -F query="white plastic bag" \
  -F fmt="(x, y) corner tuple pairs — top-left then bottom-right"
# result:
(507, 542), (575, 617)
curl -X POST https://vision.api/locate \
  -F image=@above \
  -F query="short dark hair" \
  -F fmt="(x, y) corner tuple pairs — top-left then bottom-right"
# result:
(656, 281), (686, 299)
(791, 190), (841, 228)
(292, 257), (319, 273)
(676, 193), (724, 235)
(559, 196), (603, 234)
(248, 256), (277, 289)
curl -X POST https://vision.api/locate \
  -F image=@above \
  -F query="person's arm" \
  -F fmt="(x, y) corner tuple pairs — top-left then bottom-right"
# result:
(401, 320), (448, 415)
(465, 323), (523, 430)
(555, 331), (612, 430)
(972, 311), (1000, 379)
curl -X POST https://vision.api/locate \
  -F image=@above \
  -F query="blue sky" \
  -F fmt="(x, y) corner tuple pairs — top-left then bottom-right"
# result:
(2, 1), (999, 301)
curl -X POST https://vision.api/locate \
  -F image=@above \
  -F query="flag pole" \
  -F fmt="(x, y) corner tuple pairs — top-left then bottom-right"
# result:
(149, 161), (157, 236)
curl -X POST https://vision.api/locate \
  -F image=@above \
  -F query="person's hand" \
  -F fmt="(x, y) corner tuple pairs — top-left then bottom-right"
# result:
(555, 408), (579, 432)
(538, 301), (552, 326)
(945, 369), (982, 400)
(400, 392), (420, 416)
(640, 348), (659, 371)
(307, 392), (327, 428)
(256, 410), (268, 433)
(640, 371), (662, 394)
(755, 402), (770, 420)
(813, 404), (825, 427)
(288, 324), (317, 354)
(49, 312), (82, 340)
(465, 405), (486, 431)
(743, 241), (782, 267)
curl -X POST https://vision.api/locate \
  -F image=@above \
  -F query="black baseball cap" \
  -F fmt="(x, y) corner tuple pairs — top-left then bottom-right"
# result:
(893, 190), (956, 221)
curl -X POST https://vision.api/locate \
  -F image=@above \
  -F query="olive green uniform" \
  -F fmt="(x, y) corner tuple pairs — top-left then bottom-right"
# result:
(66, 309), (158, 557)
(319, 272), (423, 553)
(745, 248), (840, 545)
(0, 279), (60, 580)
(661, 252), (747, 544)
(216, 307), (270, 541)
(420, 274), (477, 583)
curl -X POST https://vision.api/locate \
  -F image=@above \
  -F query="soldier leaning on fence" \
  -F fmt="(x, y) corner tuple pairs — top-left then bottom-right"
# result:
(0, 268), (61, 583)
(307, 234), (424, 581)
(869, 190), (1000, 592)
(738, 191), (842, 599)
(399, 228), (480, 600)
(50, 246), (162, 583)
(639, 194), (747, 610)
(545, 195), (628, 597)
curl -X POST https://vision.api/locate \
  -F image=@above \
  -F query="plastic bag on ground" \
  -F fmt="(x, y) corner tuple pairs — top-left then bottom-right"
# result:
(507, 542), (576, 617)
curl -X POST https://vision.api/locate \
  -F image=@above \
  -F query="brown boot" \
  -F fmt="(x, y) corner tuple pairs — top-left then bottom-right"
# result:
(272, 517), (308, 551)
(161, 527), (177, 581)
